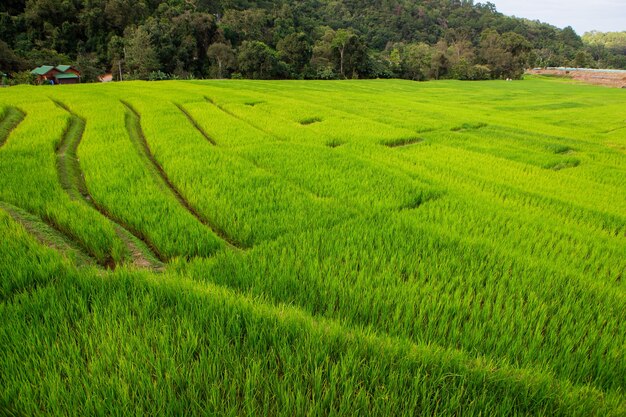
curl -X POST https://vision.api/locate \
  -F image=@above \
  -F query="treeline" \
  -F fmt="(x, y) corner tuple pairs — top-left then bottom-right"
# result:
(1, 0), (625, 83)
(581, 31), (626, 68)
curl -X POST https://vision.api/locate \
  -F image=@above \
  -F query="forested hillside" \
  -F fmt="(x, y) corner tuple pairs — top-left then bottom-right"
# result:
(1, 0), (625, 82)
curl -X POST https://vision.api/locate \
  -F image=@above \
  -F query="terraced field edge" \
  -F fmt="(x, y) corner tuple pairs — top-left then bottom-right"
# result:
(121, 100), (247, 251)
(52, 99), (164, 270)
(0, 107), (26, 148)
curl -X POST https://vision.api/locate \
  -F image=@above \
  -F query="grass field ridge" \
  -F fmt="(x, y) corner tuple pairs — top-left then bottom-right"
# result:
(51, 98), (89, 200)
(242, 154), (334, 202)
(0, 106), (26, 148)
(138, 272), (626, 415)
(0, 201), (102, 270)
(204, 95), (282, 140)
(391, 143), (625, 236)
(121, 100), (246, 251)
(1, 78), (624, 415)
(51, 99), (164, 270)
(173, 102), (217, 146)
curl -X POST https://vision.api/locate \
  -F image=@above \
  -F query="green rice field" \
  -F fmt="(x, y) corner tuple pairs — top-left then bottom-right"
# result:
(0, 77), (625, 416)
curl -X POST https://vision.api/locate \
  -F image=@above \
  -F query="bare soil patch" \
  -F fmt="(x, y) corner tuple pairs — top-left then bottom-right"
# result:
(527, 68), (626, 88)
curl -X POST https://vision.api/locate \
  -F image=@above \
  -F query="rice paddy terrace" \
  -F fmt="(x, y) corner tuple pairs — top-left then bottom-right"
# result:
(0, 77), (625, 416)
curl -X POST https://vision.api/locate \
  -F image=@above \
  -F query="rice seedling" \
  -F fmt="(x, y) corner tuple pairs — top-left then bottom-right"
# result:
(0, 77), (624, 415)
(0, 106), (25, 147)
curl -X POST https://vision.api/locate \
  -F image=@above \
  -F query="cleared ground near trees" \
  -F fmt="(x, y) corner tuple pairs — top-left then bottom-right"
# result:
(0, 77), (625, 416)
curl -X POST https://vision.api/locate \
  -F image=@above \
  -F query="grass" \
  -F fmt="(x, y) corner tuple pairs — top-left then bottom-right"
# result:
(0, 106), (25, 147)
(0, 202), (100, 273)
(0, 77), (625, 416)
(381, 136), (425, 147)
(450, 122), (488, 131)
(52, 99), (163, 269)
(299, 116), (322, 125)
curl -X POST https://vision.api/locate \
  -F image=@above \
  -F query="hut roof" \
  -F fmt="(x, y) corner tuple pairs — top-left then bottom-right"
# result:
(55, 73), (79, 79)
(31, 65), (79, 76)
(31, 65), (55, 75)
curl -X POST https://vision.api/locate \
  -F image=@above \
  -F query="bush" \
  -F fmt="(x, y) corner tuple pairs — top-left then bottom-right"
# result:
(452, 60), (492, 81)
(148, 70), (171, 81)
(470, 65), (491, 80)
(8, 71), (36, 86)
(316, 67), (337, 80)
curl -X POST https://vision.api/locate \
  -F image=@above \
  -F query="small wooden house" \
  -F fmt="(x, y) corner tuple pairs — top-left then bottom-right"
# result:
(31, 65), (81, 85)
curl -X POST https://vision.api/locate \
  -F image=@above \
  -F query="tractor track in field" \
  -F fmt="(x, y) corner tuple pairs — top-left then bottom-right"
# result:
(173, 102), (217, 145)
(244, 157), (331, 203)
(0, 201), (106, 269)
(603, 125), (626, 134)
(0, 107), (26, 148)
(172, 103), (334, 217)
(180, 98), (325, 200)
(206, 94), (442, 213)
(204, 96), (280, 140)
(121, 100), (246, 251)
(51, 99), (164, 270)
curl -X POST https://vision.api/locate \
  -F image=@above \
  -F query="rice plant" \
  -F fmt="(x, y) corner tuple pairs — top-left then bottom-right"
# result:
(0, 76), (625, 416)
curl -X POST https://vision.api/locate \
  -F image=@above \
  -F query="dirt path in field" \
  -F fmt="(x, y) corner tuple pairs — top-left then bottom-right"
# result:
(0, 107), (26, 148)
(0, 201), (105, 269)
(527, 68), (626, 88)
(121, 100), (245, 251)
(51, 99), (164, 270)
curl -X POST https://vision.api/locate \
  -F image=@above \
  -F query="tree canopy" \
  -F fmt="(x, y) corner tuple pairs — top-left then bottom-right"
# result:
(1, 0), (624, 82)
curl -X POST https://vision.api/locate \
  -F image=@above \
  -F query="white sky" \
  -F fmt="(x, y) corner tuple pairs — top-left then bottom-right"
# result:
(492, 0), (626, 35)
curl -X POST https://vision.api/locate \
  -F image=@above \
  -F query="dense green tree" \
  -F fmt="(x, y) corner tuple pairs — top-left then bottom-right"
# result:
(76, 51), (104, 82)
(0, 40), (28, 72)
(221, 9), (270, 46)
(23, 47), (72, 67)
(272, 4), (297, 44)
(142, 8), (217, 76)
(331, 29), (356, 78)
(0, 0), (25, 14)
(0, 0), (623, 83)
(0, 12), (21, 48)
(574, 51), (593, 68)
(560, 26), (583, 49)
(124, 26), (159, 79)
(207, 42), (236, 78)
(583, 31), (626, 57)
(310, 27), (337, 78)
(431, 39), (451, 79)
(277, 32), (312, 76)
(402, 42), (432, 81)
(479, 29), (530, 79)
(237, 40), (283, 79)
(104, 0), (149, 32)
(107, 34), (125, 79)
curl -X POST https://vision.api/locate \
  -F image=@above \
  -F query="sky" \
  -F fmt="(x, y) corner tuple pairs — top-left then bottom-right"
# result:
(492, 0), (626, 35)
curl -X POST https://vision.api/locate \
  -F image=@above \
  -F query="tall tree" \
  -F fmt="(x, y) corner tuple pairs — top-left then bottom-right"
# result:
(207, 42), (236, 78)
(124, 26), (159, 79)
(221, 9), (270, 46)
(237, 40), (282, 79)
(331, 29), (356, 78)
(4, 0), (624, 82)
(277, 32), (312, 76)
(0, 40), (28, 72)
(479, 29), (530, 79)
(402, 42), (432, 81)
